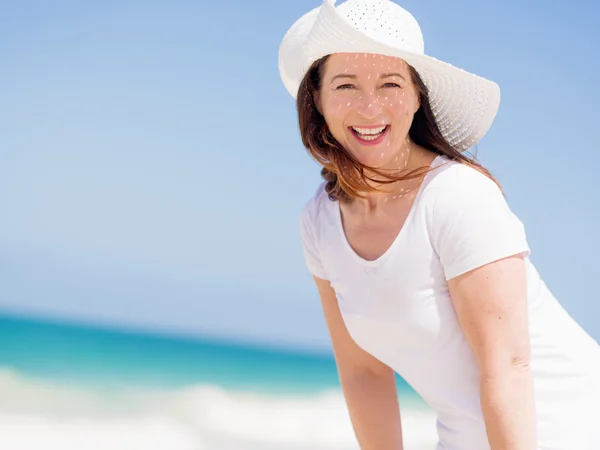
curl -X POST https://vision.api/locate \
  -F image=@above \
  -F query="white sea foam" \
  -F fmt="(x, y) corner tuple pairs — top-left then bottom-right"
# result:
(0, 368), (438, 450)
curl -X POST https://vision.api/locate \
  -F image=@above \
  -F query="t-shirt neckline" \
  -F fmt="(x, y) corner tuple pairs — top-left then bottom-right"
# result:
(334, 154), (445, 266)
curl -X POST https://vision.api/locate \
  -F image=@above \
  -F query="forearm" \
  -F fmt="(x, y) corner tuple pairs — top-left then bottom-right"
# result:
(480, 367), (536, 449)
(340, 369), (403, 450)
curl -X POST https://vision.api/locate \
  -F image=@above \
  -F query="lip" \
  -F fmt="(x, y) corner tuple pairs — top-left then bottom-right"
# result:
(349, 125), (390, 146)
(350, 124), (388, 129)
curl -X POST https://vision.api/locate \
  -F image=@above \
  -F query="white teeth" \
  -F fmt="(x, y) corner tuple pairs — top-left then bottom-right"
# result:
(352, 126), (387, 135)
(358, 134), (382, 141)
(351, 125), (388, 141)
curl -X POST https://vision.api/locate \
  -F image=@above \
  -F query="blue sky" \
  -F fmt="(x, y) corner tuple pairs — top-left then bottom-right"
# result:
(1, 0), (599, 353)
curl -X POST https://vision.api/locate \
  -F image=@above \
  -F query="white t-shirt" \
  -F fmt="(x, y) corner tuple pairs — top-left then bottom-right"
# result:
(300, 155), (600, 450)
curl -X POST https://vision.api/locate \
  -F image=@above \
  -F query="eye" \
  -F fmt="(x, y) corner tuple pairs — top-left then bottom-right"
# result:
(335, 84), (355, 90)
(382, 82), (402, 88)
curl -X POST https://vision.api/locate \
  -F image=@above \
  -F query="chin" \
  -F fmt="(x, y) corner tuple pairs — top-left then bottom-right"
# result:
(346, 147), (395, 170)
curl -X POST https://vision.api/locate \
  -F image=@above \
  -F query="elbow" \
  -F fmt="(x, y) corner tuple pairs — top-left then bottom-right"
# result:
(510, 355), (531, 372)
(338, 362), (395, 387)
(480, 354), (532, 382)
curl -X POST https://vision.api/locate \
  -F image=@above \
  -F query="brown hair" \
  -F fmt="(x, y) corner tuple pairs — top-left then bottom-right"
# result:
(296, 55), (500, 202)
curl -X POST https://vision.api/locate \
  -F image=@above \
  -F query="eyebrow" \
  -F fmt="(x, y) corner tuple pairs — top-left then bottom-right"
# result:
(330, 72), (406, 83)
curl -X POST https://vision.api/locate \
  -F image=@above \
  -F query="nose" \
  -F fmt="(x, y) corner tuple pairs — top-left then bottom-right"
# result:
(355, 90), (383, 120)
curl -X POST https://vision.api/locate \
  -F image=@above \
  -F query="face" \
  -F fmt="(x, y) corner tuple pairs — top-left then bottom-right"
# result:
(317, 53), (421, 170)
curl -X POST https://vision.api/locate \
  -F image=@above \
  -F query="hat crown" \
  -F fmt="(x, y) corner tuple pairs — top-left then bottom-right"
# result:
(336, 0), (425, 55)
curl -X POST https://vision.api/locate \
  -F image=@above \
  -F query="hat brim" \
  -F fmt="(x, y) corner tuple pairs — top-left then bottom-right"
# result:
(278, 0), (500, 152)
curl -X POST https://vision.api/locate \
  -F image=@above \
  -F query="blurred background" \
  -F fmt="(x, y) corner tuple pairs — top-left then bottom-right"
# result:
(1, 0), (598, 449)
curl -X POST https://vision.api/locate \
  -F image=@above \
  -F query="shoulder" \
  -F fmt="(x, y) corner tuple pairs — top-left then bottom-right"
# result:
(300, 181), (331, 226)
(421, 159), (530, 279)
(298, 183), (333, 278)
(425, 158), (502, 198)
(421, 157), (524, 236)
(421, 158), (508, 217)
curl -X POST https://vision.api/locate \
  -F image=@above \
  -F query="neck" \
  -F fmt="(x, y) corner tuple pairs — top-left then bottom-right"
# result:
(356, 144), (437, 208)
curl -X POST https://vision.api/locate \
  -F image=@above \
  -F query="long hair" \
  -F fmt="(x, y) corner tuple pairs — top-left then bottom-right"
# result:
(296, 55), (500, 202)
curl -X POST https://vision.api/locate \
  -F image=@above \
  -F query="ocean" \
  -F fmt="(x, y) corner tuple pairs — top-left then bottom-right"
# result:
(0, 314), (438, 450)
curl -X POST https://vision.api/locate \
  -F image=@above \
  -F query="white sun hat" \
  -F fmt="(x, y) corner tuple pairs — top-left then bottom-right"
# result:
(278, 0), (501, 152)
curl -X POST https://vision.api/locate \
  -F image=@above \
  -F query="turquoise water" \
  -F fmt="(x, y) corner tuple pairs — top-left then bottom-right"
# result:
(0, 313), (436, 450)
(0, 313), (418, 397)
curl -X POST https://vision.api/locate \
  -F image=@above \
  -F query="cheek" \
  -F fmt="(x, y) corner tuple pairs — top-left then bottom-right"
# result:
(381, 92), (416, 118)
(323, 94), (353, 127)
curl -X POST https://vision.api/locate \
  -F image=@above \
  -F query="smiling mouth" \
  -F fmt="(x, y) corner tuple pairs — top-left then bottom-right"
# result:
(350, 125), (389, 141)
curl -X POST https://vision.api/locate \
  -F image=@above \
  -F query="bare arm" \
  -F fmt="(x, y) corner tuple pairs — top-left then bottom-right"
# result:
(448, 254), (536, 449)
(314, 276), (404, 450)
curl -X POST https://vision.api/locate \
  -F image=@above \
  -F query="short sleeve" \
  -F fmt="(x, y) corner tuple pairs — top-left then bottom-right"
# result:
(428, 168), (530, 281)
(299, 197), (328, 280)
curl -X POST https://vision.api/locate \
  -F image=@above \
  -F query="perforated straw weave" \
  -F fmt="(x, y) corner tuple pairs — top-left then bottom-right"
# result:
(278, 0), (500, 152)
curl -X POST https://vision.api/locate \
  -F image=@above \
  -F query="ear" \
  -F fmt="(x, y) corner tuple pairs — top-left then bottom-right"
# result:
(413, 91), (421, 115)
(313, 90), (323, 115)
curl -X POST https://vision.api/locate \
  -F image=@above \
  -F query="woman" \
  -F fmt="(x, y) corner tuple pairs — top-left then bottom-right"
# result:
(278, 1), (600, 449)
